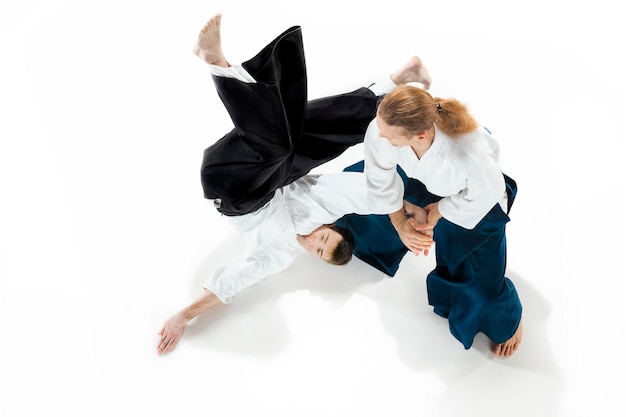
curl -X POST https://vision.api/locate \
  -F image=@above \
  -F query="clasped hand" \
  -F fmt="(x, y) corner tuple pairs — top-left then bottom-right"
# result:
(395, 201), (442, 256)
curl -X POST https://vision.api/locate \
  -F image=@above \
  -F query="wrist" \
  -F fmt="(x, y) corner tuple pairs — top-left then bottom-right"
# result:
(388, 209), (407, 229)
(180, 308), (196, 322)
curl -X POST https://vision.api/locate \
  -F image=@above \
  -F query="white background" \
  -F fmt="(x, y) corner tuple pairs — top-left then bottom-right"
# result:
(1, 1), (625, 416)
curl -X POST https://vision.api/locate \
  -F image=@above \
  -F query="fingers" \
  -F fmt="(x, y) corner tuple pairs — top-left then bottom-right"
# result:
(157, 337), (168, 354)
(410, 221), (432, 232)
(406, 239), (432, 254)
(157, 323), (182, 355)
(407, 217), (420, 230)
(407, 218), (436, 235)
(157, 333), (169, 354)
(157, 334), (179, 355)
(403, 234), (433, 254)
(407, 232), (433, 246)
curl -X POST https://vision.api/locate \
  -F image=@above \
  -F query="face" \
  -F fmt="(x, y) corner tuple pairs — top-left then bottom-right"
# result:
(296, 225), (343, 262)
(376, 114), (415, 147)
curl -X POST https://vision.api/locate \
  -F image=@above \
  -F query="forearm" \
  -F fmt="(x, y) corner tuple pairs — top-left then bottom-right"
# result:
(388, 208), (408, 231)
(364, 127), (406, 214)
(180, 290), (223, 322)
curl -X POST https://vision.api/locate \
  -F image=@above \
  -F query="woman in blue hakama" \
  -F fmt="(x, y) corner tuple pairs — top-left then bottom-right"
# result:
(337, 85), (523, 357)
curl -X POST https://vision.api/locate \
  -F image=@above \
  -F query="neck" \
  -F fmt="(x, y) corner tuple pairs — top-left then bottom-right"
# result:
(411, 127), (435, 159)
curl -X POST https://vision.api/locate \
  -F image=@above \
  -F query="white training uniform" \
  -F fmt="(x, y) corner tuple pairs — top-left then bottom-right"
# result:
(202, 172), (376, 303)
(363, 120), (507, 230)
(202, 65), (397, 303)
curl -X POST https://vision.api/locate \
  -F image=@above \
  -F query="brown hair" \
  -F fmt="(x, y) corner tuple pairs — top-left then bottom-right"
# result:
(327, 225), (355, 265)
(378, 85), (478, 138)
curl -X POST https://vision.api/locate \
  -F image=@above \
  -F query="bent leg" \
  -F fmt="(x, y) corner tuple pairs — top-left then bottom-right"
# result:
(286, 87), (379, 181)
(210, 26), (306, 158)
(241, 26), (307, 142)
(286, 55), (434, 182)
(201, 27), (307, 216)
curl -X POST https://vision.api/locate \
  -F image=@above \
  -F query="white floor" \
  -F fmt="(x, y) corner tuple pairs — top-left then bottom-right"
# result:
(1, 1), (625, 416)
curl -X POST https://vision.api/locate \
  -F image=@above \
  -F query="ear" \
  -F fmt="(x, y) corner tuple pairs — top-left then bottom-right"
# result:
(414, 131), (429, 141)
(409, 130), (428, 141)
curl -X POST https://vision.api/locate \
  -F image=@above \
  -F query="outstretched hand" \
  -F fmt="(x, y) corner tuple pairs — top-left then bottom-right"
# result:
(156, 290), (222, 356)
(157, 313), (188, 355)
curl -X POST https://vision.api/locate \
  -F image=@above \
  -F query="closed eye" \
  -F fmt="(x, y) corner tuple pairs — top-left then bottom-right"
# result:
(319, 234), (329, 259)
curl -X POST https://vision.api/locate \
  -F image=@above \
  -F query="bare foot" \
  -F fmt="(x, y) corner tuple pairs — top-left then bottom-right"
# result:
(390, 56), (432, 90)
(492, 321), (523, 357)
(157, 313), (189, 355)
(193, 14), (228, 67)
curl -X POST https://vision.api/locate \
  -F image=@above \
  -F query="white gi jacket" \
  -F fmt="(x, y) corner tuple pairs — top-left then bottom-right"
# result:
(203, 172), (374, 303)
(364, 120), (507, 230)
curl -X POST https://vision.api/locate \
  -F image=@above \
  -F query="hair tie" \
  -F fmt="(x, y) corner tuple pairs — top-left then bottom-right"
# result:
(436, 102), (442, 112)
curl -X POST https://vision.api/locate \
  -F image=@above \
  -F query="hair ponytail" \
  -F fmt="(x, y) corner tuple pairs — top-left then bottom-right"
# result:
(378, 85), (477, 138)
(432, 97), (478, 137)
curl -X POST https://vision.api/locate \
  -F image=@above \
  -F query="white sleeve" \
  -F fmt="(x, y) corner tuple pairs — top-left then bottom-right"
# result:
(363, 120), (405, 214)
(202, 247), (295, 304)
(308, 172), (389, 217)
(437, 156), (505, 229)
(209, 64), (256, 83)
(367, 76), (397, 96)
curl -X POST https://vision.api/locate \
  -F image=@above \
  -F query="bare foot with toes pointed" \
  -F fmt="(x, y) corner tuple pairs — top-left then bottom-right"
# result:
(193, 14), (229, 67)
(391, 56), (432, 89)
(492, 321), (523, 357)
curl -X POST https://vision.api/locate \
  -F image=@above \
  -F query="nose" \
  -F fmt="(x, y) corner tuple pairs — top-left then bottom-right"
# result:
(312, 233), (324, 248)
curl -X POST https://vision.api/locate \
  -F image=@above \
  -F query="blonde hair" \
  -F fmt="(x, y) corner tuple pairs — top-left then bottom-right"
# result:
(378, 85), (478, 138)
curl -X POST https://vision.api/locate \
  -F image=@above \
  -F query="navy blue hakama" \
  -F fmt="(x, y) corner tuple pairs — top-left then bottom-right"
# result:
(337, 162), (522, 349)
